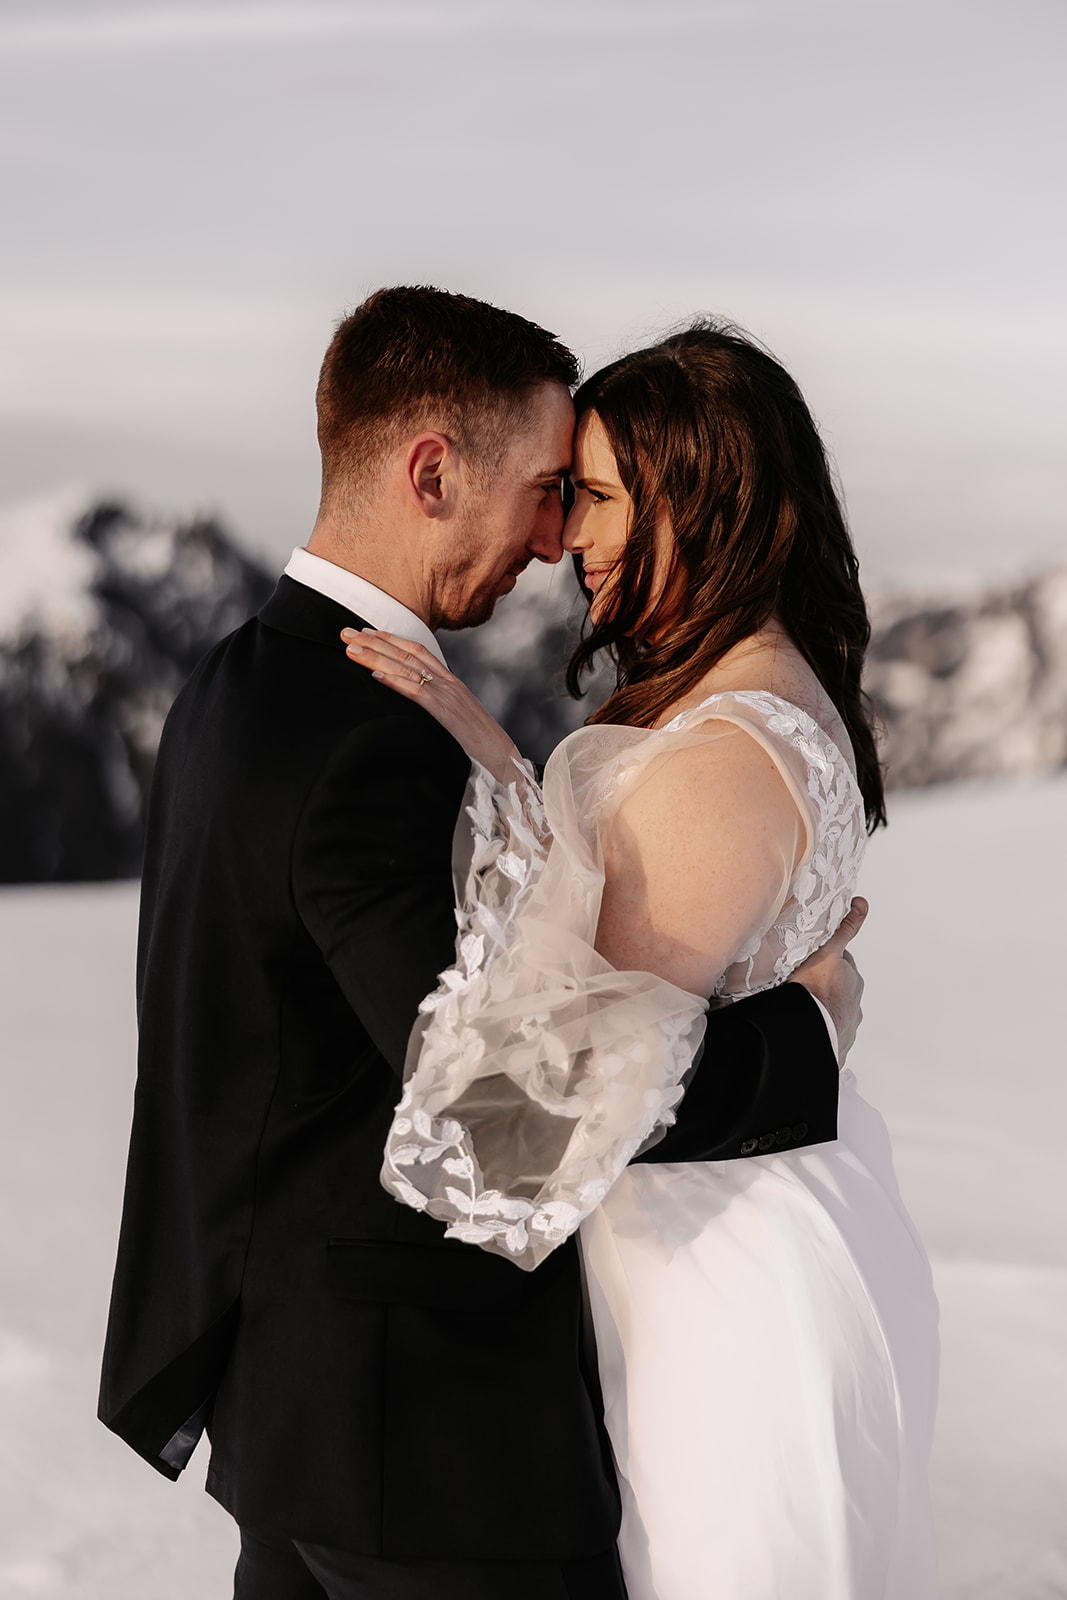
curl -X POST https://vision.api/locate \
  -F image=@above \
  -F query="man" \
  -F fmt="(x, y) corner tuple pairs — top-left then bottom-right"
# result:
(100, 287), (864, 1599)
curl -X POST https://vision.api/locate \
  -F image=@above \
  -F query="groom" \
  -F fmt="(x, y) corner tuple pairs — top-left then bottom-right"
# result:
(100, 287), (864, 1600)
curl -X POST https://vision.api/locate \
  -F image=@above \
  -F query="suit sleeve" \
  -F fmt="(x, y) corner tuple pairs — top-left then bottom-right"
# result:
(633, 982), (839, 1164)
(292, 711), (471, 1074)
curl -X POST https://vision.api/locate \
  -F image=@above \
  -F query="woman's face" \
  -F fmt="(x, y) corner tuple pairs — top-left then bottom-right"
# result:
(563, 410), (678, 635)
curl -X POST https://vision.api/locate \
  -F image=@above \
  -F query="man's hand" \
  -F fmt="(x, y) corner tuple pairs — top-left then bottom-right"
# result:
(788, 897), (868, 1065)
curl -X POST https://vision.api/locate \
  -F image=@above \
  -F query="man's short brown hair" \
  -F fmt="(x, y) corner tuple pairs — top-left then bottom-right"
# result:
(315, 286), (580, 506)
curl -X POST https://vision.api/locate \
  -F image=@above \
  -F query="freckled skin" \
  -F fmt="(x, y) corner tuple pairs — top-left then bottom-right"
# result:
(595, 729), (805, 995)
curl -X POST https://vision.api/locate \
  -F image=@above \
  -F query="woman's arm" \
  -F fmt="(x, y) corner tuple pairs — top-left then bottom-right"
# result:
(595, 725), (806, 995)
(346, 633), (850, 1220)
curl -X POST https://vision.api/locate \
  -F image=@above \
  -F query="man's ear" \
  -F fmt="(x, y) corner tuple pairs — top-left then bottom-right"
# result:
(404, 432), (458, 520)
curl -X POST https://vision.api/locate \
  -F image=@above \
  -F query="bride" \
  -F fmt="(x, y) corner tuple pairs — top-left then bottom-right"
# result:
(343, 321), (940, 1599)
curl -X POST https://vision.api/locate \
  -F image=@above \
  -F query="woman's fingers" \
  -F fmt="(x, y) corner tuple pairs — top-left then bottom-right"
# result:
(343, 628), (437, 667)
(341, 628), (442, 693)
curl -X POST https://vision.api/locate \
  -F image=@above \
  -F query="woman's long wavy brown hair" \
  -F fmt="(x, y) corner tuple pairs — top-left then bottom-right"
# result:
(566, 319), (886, 831)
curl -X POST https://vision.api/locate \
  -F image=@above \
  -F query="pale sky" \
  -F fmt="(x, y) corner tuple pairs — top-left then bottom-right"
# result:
(1, 0), (1064, 586)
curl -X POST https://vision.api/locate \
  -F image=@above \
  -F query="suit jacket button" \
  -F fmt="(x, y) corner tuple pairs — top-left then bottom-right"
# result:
(792, 1122), (808, 1140)
(740, 1138), (758, 1155)
(758, 1133), (775, 1151)
(775, 1126), (791, 1146)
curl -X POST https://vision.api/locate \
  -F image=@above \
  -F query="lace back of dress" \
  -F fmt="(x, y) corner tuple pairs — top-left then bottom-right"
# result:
(697, 694), (868, 999)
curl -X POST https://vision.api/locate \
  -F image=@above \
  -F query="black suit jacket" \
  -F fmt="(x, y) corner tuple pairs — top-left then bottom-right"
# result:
(98, 575), (839, 1561)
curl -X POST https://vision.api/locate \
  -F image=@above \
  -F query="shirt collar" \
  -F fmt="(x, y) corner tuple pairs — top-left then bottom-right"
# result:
(283, 547), (447, 666)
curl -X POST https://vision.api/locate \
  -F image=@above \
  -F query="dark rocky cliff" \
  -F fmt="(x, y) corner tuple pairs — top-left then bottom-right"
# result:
(0, 494), (273, 882)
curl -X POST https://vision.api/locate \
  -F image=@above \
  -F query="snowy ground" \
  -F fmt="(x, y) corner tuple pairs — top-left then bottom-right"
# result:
(1, 774), (1065, 1598)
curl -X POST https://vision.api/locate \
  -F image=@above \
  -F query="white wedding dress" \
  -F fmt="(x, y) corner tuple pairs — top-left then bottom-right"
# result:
(382, 692), (940, 1599)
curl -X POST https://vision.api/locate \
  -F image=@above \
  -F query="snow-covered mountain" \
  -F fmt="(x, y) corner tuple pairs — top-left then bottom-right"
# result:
(1, 489), (1064, 882)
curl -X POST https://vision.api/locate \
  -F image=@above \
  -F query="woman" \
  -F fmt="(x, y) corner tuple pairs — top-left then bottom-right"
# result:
(343, 322), (940, 1598)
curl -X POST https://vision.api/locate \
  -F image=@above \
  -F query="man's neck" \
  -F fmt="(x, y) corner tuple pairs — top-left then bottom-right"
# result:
(306, 521), (430, 626)
(285, 545), (447, 665)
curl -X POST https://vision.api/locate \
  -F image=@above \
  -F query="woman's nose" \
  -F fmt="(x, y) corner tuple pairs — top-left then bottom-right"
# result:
(562, 505), (590, 553)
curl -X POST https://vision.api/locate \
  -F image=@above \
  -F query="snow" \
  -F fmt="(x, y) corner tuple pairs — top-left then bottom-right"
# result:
(1, 774), (1065, 1597)
(854, 775), (1067, 1598)
(0, 490), (101, 651)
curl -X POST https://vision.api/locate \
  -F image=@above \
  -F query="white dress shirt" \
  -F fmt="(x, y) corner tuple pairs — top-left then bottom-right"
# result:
(811, 998), (840, 1066)
(283, 547), (447, 667)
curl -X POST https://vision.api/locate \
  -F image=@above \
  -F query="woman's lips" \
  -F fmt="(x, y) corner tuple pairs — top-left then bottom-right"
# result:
(583, 567), (609, 590)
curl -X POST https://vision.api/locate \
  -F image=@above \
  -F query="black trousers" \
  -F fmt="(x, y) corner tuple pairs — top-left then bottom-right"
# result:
(234, 1528), (629, 1600)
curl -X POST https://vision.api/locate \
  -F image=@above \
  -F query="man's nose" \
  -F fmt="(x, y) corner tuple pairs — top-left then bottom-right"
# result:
(528, 502), (566, 564)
